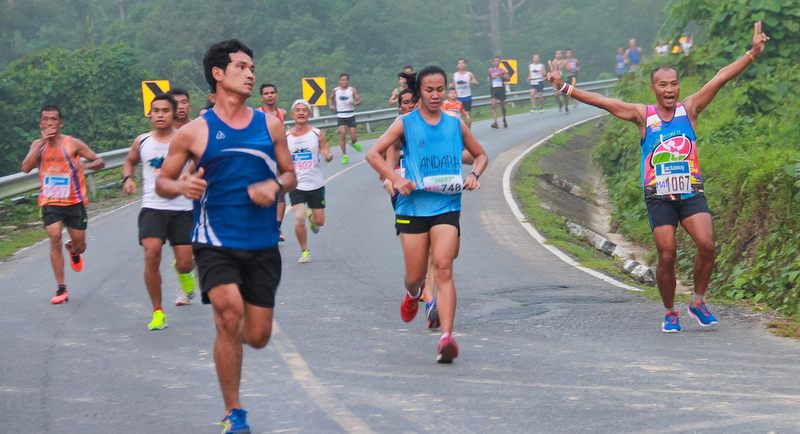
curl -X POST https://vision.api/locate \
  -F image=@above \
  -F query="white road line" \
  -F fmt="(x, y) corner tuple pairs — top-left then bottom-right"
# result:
(501, 114), (644, 293)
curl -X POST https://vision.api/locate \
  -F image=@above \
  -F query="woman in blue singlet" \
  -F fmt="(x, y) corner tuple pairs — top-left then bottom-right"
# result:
(366, 66), (489, 363)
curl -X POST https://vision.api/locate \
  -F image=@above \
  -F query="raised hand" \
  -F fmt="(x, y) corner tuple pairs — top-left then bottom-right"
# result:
(179, 166), (207, 200)
(547, 59), (564, 89)
(751, 21), (769, 57)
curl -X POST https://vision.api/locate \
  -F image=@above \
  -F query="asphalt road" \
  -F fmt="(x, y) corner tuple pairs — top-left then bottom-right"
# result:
(2, 105), (800, 434)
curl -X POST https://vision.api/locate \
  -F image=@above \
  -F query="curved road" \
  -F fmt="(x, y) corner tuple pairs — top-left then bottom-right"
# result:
(2, 106), (800, 433)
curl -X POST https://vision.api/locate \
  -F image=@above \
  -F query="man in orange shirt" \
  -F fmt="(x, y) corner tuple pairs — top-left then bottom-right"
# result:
(20, 105), (105, 304)
(442, 88), (466, 121)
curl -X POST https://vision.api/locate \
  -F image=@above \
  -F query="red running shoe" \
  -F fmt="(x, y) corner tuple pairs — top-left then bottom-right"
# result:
(64, 240), (84, 272)
(51, 286), (69, 304)
(437, 334), (459, 363)
(400, 287), (422, 322)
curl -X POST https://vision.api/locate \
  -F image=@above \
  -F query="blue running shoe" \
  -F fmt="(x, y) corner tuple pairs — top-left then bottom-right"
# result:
(688, 300), (718, 327)
(662, 311), (681, 333)
(220, 408), (250, 434)
(425, 298), (440, 329)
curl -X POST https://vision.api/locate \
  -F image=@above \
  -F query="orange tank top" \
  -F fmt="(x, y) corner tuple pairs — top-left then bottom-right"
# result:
(38, 136), (88, 206)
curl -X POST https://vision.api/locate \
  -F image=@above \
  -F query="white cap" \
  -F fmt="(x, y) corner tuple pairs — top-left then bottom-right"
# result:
(291, 99), (312, 111)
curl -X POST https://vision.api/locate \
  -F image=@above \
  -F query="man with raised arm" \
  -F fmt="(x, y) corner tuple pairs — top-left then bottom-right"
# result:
(547, 23), (768, 333)
(156, 39), (296, 433)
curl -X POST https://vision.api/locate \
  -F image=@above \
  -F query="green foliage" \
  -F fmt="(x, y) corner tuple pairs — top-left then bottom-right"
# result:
(0, 45), (150, 175)
(595, 0), (800, 315)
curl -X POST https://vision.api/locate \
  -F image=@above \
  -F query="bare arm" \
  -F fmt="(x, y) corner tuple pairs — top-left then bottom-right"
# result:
(683, 22), (769, 119)
(20, 140), (45, 173)
(389, 88), (399, 106)
(156, 123), (206, 200)
(470, 72), (479, 85)
(73, 139), (105, 171)
(548, 59), (645, 127)
(460, 121), (488, 191)
(122, 135), (142, 194)
(318, 129), (333, 162)
(366, 117), (415, 195)
(328, 88), (336, 111)
(352, 87), (361, 106)
(247, 117), (297, 207)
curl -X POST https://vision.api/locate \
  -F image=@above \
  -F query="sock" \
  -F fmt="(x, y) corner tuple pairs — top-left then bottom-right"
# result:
(56, 284), (66, 295)
(692, 293), (705, 304)
(153, 306), (162, 313)
(665, 307), (678, 315)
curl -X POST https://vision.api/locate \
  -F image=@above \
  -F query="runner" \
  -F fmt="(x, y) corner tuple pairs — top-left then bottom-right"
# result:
(615, 47), (628, 79)
(156, 39), (296, 433)
(20, 105), (105, 304)
(546, 22), (768, 333)
(528, 54), (546, 112)
(564, 49), (581, 109)
(453, 58), (479, 126)
(625, 38), (643, 72)
(553, 50), (569, 114)
(122, 93), (198, 331)
(168, 88), (193, 129)
(488, 56), (509, 128)
(442, 88), (466, 121)
(257, 83), (288, 241)
(286, 99), (333, 264)
(328, 73), (362, 164)
(388, 73), (408, 106)
(366, 65), (489, 362)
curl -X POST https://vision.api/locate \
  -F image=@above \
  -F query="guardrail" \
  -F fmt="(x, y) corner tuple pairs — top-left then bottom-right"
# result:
(0, 78), (618, 203)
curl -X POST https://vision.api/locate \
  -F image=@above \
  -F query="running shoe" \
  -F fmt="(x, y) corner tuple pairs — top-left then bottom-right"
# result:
(147, 309), (167, 331)
(175, 288), (191, 306)
(174, 260), (196, 303)
(437, 334), (459, 363)
(50, 286), (69, 304)
(425, 298), (440, 329)
(305, 209), (320, 234)
(279, 230), (285, 242)
(220, 408), (250, 434)
(341, 155), (349, 164)
(352, 142), (363, 152)
(529, 108), (536, 113)
(298, 249), (311, 264)
(662, 310), (681, 333)
(400, 287), (422, 322)
(490, 123), (499, 129)
(688, 300), (718, 327)
(64, 240), (83, 272)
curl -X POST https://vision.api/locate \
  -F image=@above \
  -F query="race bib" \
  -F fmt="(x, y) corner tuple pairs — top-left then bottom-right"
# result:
(655, 162), (691, 196)
(423, 174), (463, 195)
(43, 174), (71, 199)
(292, 151), (315, 171)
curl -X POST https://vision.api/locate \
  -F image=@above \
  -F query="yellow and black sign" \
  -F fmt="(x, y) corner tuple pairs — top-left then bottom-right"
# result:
(302, 77), (327, 106)
(141, 80), (170, 116)
(500, 59), (518, 85)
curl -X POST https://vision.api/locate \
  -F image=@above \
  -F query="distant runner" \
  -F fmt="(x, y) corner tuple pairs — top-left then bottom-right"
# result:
(553, 50), (569, 114)
(123, 93), (198, 331)
(442, 88), (466, 121)
(367, 65), (489, 363)
(488, 56), (510, 128)
(156, 39), (297, 433)
(257, 83), (288, 241)
(625, 38), (643, 72)
(286, 99), (333, 264)
(20, 105), (105, 304)
(453, 58), (479, 126)
(528, 54), (546, 112)
(328, 73), (362, 164)
(547, 22), (769, 333)
(168, 88), (193, 129)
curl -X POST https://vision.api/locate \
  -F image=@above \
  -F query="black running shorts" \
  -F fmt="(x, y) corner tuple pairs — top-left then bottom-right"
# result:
(289, 186), (326, 209)
(138, 207), (193, 245)
(42, 203), (88, 230)
(193, 244), (282, 308)
(645, 194), (711, 230)
(395, 211), (460, 236)
(336, 116), (357, 128)
(490, 87), (506, 101)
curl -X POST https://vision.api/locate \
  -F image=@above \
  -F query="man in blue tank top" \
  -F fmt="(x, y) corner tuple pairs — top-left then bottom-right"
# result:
(545, 23), (768, 333)
(156, 39), (297, 434)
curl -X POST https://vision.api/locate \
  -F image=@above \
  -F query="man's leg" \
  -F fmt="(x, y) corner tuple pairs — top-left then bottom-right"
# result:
(141, 237), (165, 310)
(349, 126), (358, 149)
(652, 225), (678, 309)
(338, 125), (347, 155)
(209, 284), (246, 412)
(293, 203), (309, 252)
(680, 212), (715, 297)
(173, 244), (194, 275)
(65, 227), (86, 256)
(500, 101), (507, 125)
(530, 89), (536, 108)
(46, 222), (66, 286)
(491, 98), (498, 125)
(242, 301), (274, 350)
(399, 232), (430, 295)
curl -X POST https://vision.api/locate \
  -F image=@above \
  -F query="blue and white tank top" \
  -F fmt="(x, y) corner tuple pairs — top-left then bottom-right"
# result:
(334, 87), (355, 118)
(193, 108), (280, 249)
(395, 110), (463, 217)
